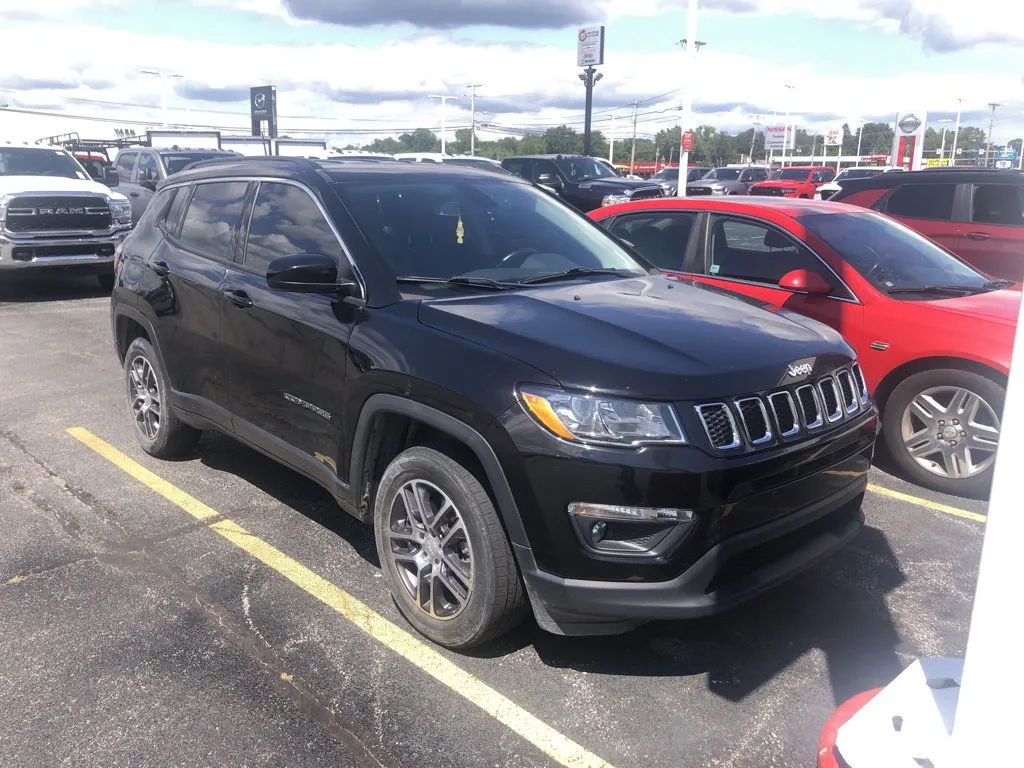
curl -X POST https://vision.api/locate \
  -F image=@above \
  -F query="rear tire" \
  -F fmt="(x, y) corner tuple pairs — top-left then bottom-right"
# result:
(124, 337), (201, 458)
(374, 446), (526, 649)
(882, 368), (1003, 497)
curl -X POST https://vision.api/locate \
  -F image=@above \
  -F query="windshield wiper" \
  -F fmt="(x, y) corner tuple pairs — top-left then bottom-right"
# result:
(517, 267), (636, 285)
(983, 279), (1014, 291)
(887, 285), (984, 296)
(396, 276), (516, 290)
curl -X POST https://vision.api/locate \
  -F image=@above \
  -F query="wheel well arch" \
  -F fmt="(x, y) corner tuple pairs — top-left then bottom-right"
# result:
(115, 313), (151, 363)
(873, 356), (1008, 413)
(349, 394), (529, 548)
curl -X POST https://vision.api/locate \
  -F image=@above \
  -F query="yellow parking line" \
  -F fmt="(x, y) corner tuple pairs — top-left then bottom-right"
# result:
(66, 427), (613, 768)
(867, 483), (987, 523)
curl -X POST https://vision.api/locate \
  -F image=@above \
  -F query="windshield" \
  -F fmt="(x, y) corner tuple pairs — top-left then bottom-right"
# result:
(651, 168), (679, 181)
(0, 148), (89, 180)
(770, 168), (812, 181)
(836, 168), (884, 181)
(553, 157), (617, 182)
(445, 158), (505, 173)
(161, 152), (230, 175)
(333, 178), (647, 284)
(702, 168), (741, 181)
(800, 211), (991, 294)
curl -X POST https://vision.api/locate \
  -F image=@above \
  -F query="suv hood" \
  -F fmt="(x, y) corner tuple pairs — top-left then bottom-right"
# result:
(0, 175), (121, 198)
(418, 276), (853, 401)
(688, 179), (744, 192)
(581, 178), (662, 194)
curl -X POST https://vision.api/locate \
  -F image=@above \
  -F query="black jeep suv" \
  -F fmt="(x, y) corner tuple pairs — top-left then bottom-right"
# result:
(500, 154), (664, 212)
(110, 157), (877, 649)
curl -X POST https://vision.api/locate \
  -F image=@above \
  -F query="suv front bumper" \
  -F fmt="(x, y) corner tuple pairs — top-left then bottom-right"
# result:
(0, 229), (129, 274)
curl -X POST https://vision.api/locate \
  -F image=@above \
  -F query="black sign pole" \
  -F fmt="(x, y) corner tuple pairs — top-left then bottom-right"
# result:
(583, 66), (595, 157)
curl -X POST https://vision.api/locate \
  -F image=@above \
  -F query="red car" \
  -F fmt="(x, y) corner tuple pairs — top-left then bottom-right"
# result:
(589, 197), (1018, 496)
(749, 166), (836, 199)
(831, 168), (1023, 284)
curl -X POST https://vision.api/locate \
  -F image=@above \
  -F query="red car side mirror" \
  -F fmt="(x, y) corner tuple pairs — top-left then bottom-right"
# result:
(779, 269), (832, 295)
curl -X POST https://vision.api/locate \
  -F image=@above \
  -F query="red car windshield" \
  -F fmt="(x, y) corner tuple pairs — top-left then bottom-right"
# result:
(770, 169), (812, 181)
(799, 211), (996, 295)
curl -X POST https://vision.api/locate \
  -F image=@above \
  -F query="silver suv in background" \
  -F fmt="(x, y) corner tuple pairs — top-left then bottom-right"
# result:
(687, 166), (770, 196)
(113, 146), (239, 221)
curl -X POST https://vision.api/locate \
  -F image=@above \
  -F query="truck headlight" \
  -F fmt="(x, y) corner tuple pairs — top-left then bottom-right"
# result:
(601, 194), (632, 207)
(518, 385), (686, 446)
(711, 187), (727, 195)
(110, 200), (132, 226)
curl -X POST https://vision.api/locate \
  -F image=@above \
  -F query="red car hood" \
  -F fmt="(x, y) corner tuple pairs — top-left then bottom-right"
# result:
(752, 179), (807, 189)
(920, 289), (1021, 327)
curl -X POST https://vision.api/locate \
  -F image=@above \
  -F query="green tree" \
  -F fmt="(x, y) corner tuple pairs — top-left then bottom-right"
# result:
(519, 135), (546, 155)
(543, 125), (580, 154)
(399, 128), (439, 152)
(954, 126), (987, 152)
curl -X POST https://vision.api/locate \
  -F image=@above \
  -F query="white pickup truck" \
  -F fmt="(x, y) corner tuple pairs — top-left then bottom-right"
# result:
(0, 144), (132, 289)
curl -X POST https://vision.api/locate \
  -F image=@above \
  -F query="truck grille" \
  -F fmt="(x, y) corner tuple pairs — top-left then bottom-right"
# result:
(750, 186), (787, 197)
(817, 188), (838, 200)
(3, 196), (111, 233)
(629, 187), (664, 201)
(688, 186), (713, 196)
(694, 365), (868, 452)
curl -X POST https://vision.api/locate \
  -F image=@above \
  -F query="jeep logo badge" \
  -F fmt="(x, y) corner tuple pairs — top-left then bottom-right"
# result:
(786, 362), (814, 378)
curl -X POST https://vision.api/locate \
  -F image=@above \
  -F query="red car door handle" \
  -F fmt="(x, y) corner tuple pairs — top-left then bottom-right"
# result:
(965, 231), (991, 241)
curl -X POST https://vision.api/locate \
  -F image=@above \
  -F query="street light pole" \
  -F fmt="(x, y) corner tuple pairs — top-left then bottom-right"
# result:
(466, 84), (482, 155)
(950, 97), (964, 168)
(780, 83), (795, 168)
(676, 0), (698, 198)
(749, 115), (760, 162)
(985, 102), (1001, 168)
(855, 120), (864, 162)
(429, 95), (459, 154)
(629, 101), (639, 176)
(579, 67), (604, 157)
(139, 68), (184, 128)
(609, 114), (615, 163)
(938, 118), (952, 165)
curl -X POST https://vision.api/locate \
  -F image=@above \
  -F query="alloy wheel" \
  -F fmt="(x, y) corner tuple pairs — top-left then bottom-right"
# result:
(386, 479), (474, 620)
(128, 355), (161, 440)
(901, 385), (1000, 480)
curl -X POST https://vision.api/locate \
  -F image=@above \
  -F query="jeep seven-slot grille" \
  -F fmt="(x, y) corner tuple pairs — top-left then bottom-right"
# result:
(3, 195), (112, 233)
(695, 404), (740, 450)
(695, 366), (867, 452)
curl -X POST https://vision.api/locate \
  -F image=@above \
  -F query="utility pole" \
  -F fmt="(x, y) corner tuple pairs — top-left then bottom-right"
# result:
(466, 84), (482, 155)
(780, 83), (795, 168)
(677, 0), (698, 197)
(856, 120), (864, 162)
(629, 101), (639, 175)
(938, 118), (952, 164)
(749, 116), (760, 163)
(950, 97), (964, 168)
(609, 114), (615, 163)
(429, 95), (459, 154)
(579, 66), (604, 156)
(984, 102), (1001, 167)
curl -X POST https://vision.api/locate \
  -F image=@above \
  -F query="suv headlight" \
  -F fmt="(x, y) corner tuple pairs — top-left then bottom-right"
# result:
(601, 193), (632, 207)
(518, 385), (686, 446)
(109, 200), (132, 226)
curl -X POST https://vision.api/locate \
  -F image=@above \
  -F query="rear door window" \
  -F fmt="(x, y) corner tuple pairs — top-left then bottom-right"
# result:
(115, 152), (137, 182)
(971, 184), (1024, 227)
(242, 182), (343, 275)
(177, 181), (250, 260)
(604, 212), (698, 271)
(884, 183), (956, 221)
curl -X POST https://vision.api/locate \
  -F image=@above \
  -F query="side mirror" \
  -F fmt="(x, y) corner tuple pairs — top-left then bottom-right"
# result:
(104, 167), (120, 187)
(267, 253), (350, 294)
(536, 173), (563, 191)
(779, 269), (832, 295)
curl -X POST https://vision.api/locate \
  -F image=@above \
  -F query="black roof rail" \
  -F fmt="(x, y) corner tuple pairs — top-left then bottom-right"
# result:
(180, 155), (328, 172)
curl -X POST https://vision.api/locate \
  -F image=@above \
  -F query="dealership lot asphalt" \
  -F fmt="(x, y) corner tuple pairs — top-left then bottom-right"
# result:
(0, 274), (988, 768)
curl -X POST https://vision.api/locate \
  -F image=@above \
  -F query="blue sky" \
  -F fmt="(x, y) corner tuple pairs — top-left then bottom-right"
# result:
(0, 0), (1020, 145)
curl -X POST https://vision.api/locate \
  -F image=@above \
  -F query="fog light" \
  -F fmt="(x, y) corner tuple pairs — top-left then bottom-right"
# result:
(589, 520), (608, 544)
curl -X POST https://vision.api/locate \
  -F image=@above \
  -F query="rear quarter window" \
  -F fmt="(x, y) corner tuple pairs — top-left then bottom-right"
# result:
(883, 183), (956, 221)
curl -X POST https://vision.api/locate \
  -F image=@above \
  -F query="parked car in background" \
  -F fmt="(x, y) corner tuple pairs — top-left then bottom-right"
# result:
(112, 157), (876, 647)
(500, 154), (663, 211)
(830, 169), (1023, 284)
(650, 166), (712, 196)
(687, 166), (770, 196)
(815, 166), (902, 200)
(0, 144), (131, 290)
(114, 146), (239, 221)
(590, 196), (1017, 496)
(750, 166), (835, 198)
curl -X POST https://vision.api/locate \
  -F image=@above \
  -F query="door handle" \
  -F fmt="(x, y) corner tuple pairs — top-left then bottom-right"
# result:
(128, 191), (140, 198)
(223, 289), (254, 309)
(150, 260), (169, 277)
(965, 231), (991, 241)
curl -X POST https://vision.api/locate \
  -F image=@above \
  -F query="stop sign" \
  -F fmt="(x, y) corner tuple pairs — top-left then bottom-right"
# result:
(681, 130), (695, 152)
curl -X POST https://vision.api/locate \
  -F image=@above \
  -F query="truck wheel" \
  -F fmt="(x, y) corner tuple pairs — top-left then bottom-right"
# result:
(882, 368), (1003, 497)
(124, 337), (200, 458)
(374, 446), (526, 649)
(97, 274), (115, 292)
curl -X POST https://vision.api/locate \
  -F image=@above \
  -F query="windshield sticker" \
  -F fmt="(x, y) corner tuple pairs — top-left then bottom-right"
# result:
(456, 216), (465, 245)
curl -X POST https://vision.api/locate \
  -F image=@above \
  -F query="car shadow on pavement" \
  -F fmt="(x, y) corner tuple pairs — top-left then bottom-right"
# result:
(184, 431), (382, 568)
(0, 274), (109, 303)
(483, 524), (907, 708)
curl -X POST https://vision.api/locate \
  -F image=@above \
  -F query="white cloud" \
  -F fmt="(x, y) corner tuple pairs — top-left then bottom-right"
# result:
(0, 16), (1019, 146)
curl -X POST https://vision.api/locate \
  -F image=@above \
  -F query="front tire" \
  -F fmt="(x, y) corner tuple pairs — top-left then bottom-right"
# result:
(374, 446), (526, 649)
(882, 368), (1003, 497)
(124, 337), (201, 458)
